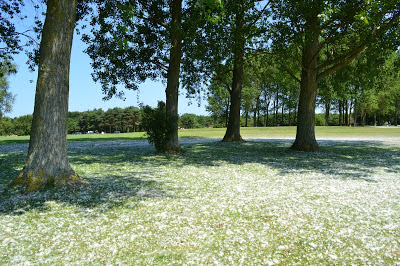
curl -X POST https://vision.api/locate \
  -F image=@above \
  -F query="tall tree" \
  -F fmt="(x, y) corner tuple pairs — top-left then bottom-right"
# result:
(10, 0), (86, 192)
(84, 0), (201, 152)
(271, 1), (400, 151)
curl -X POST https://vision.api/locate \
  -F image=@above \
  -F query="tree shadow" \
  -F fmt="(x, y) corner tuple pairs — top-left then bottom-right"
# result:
(0, 150), (171, 216)
(1, 138), (398, 216)
(176, 139), (399, 183)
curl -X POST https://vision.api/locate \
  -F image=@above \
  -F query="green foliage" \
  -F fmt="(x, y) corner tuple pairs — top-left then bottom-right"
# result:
(141, 101), (174, 152)
(315, 114), (325, 126)
(0, 60), (16, 117)
(179, 113), (200, 129)
(0, 115), (32, 136)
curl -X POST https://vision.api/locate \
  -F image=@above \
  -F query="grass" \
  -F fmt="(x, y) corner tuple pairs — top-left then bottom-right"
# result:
(0, 128), (400, 264)
(1, 126), (399, 144)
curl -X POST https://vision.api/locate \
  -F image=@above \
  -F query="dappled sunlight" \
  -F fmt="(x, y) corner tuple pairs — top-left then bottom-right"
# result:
(1, 138), (399, 264)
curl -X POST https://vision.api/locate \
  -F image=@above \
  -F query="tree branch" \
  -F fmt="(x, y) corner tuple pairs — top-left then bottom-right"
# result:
(317, 43), (366, 82)
(277, 61), (301, 83)
(133, 0), (168, 29)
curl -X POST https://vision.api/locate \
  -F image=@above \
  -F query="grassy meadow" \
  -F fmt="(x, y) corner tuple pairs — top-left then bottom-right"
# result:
(1, 126), (399, 264)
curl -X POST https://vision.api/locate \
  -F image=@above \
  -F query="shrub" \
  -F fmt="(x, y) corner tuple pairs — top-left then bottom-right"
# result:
(315, 113), (325, 126)
(141, 101), (174, 152)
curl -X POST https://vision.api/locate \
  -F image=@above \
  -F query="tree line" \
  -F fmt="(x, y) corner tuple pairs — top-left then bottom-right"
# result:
(1, 0), (400, 192)
(2, 105), (392, 137)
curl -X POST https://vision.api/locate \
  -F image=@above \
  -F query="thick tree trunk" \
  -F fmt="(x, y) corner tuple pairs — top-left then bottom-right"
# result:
(223, 65), (243, 141)
(324, 102), (330, 126)
(345, 100), (349, 126)
(165, 0), (183, 152)
(338, 100), (343, 126)
(291, 28), (319, 152)
(10, 0), (86, 192)
(223, 6), (244, 142)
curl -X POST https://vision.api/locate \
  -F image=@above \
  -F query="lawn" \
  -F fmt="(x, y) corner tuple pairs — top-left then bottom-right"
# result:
(0, 127), (399, 264)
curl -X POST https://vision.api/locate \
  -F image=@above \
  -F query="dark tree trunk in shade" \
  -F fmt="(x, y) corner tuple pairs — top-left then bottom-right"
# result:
(10, 0), (86, 192)
(291, 28), (320, 152)
(165, 0), (183, 152)
(223, 5), (244, 142)
(324, 102), (330, 126)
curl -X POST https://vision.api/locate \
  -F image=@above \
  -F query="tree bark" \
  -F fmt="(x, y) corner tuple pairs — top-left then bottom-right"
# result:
(291, 26), (320, 152)
(10, 0), (86, 192)
(165, 0), (183, 152)
(223, 5), (244, 142)
(324, 102), (330, 126)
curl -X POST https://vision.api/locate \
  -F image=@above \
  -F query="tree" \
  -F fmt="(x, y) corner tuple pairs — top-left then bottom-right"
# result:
(10, 0), (86, 192)
(84, 0), (201, 152)
(206, 80), (231, 127)
(0, 59), (16, 117)
(179, 113), (198, 129)
(271, 1), (400, 151)
(196, 0), (269, 141)
(0, 0), (41, 62)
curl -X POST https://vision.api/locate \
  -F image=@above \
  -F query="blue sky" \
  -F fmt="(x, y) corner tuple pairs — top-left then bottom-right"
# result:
(7, 6), (208, 118)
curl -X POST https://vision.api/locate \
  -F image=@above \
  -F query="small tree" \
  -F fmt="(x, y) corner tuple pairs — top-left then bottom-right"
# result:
(141, 101), (178, 153)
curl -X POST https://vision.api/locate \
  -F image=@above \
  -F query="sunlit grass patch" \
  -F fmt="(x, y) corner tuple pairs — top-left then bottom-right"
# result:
(1, 138), (399, 264)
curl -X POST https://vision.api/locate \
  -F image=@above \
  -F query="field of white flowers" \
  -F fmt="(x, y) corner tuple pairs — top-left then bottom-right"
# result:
(0, 136), (399, 264)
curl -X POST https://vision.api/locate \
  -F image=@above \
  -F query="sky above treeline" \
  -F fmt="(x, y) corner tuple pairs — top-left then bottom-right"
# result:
(7, 3), (208, 119)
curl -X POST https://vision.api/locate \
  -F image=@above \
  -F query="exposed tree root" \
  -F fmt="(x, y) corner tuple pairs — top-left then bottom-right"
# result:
(9, 170), (88, 193)
(290, 141), (320, 152)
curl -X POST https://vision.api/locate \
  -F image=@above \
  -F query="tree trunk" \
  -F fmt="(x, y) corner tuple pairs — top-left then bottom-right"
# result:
(275, 89), (279, 126)
(253, 105), (257, 127)
(349, 100), (353, 127)
(291, 27), (319, 152)
(338, 100), (343, 126)
(353, 100), (358, 127)
(223, 5), (244, 142)
(10, 0), (86, 192)
(345, 100), (349, 126)
(324, 102), (330, 126)
(265, 102), (269, 127)
(256, 96), (260, 127)
(273, 96), (276, 126)
(165, 0), (183, 152)
(374, 112), (377, 126)
(362, 111), (366, 126)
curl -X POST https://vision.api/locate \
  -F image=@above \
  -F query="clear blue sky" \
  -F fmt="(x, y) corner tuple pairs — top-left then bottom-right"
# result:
(7, 5), (208, 118)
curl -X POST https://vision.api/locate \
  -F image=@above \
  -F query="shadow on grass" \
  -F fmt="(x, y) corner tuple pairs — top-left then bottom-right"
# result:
(179, 139), (400, 182)
(0, 150), (170, 216)
(1, 139), (398, 215)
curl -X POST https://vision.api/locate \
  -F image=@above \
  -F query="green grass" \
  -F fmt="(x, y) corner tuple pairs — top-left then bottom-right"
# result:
(1, 126), (399, 144)
(0, 129), (400, 264)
